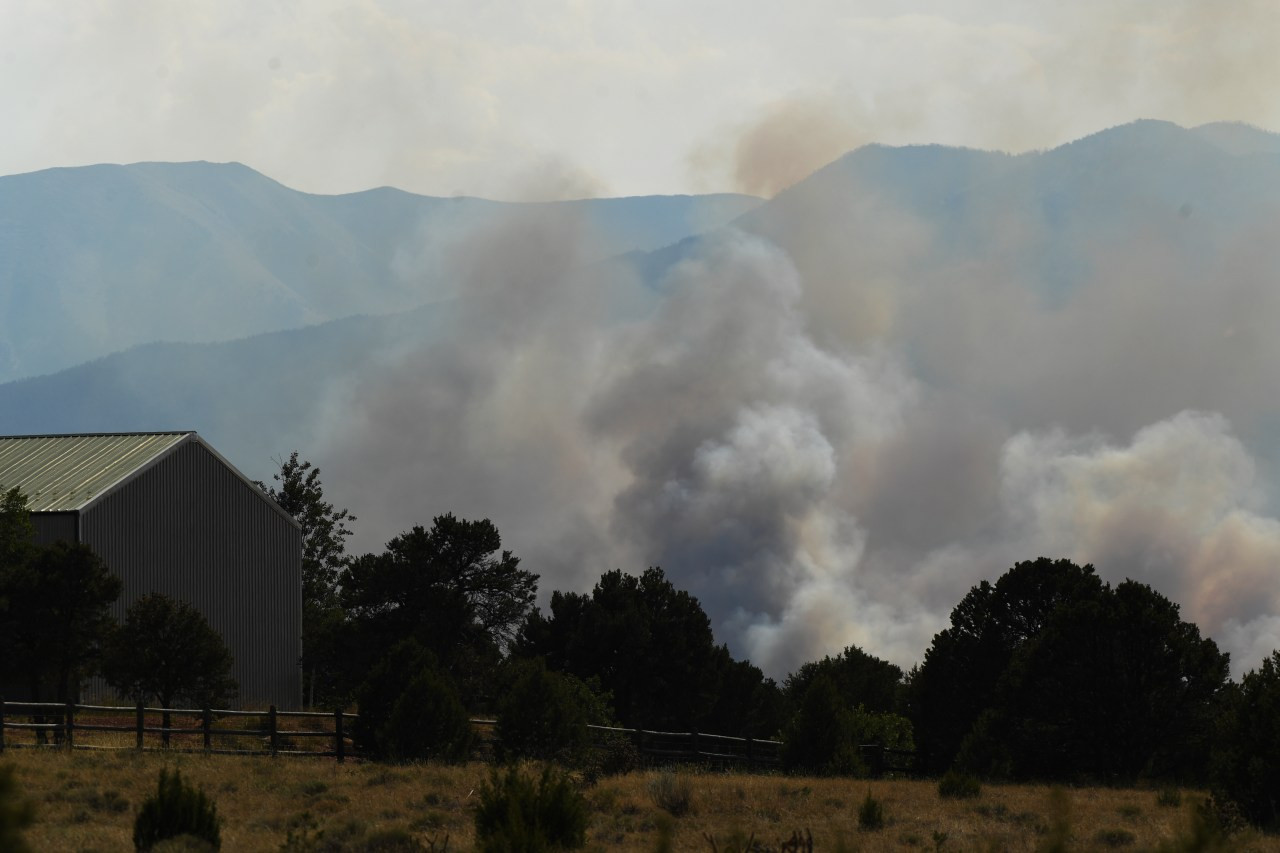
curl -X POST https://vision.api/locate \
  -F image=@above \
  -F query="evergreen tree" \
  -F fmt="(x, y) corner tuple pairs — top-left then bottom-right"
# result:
(1212, 651), (1280, 830)
(785, 644), (903, 715)
(907, 558), (1103, 773)
(341, 514), (536, 706)
(1, 539), (121, 701)
(257, 452), (354, 708)
(102, 594), (237, 745)
(519, 567), (723, 731)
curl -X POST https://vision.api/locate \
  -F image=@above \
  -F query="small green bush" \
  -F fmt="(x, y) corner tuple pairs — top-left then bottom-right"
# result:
(937, 770), (981, 799)
(133, 769), (221, 852)
(1156, 787), (1182, 808)
(473, 765), (587, 852)
(354, 640), (474, 763)
(648, 771), (694, 818)
(783, 673), (914, 777)
(781, 675), (866, 776)
(858, 790), (885, 830)
(578, 730), (642, 783)
(0, 765), (36, 853)
(381, 669), (473, 763)
(495, 660), (591, 763)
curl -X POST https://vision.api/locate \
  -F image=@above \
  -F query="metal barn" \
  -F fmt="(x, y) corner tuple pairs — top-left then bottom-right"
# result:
(0, 432), (302, 709)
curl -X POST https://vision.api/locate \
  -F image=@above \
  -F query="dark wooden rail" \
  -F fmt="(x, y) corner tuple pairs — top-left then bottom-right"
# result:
(1, 698), (910, 774)
(0, 698), (355, 761)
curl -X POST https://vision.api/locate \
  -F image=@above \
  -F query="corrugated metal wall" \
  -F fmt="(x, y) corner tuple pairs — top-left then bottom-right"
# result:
(79, 441), (302, 709)
(31, 512), (76, 546)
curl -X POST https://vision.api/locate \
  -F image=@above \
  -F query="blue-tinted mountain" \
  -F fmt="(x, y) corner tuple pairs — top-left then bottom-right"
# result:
(0, 160), (760, 382)
(2, 120), (1279, 480)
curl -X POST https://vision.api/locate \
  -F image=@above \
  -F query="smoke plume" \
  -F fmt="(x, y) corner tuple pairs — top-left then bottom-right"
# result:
(325, 130), (1280, 679)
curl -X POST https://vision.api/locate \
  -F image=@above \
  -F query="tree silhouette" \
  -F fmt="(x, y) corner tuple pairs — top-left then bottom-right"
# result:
(257, 452), (355, 708)
(102, 593), (237, 744)
(1213, 651), (1280, 830)
(1, 540), (121, 702)
(341, 514), (537, 705)
(520, 567), (724, 731)
(785, 644), (903, 716)
(907, 558), (1103, 773)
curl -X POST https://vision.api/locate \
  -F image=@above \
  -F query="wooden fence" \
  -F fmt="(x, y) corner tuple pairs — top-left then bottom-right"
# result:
(0, 699), (353, 760)
(0, 699), (912, 775)
(470, 719), (786, 769)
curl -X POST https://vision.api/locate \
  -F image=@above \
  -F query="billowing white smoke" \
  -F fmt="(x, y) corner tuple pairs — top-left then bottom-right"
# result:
(1000, 412), (1280, 651)
(325, 185), (1280, 679)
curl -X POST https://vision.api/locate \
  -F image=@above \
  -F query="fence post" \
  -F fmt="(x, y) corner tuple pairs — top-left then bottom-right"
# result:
(746, 736), (754, 764)
(136, 702), (144, 751)
(64, 701), (75, 750)
(202, 707), (212, 752)
(0, 697), (6, 754)
(268, 705), (278, 756)
(334, 709), (345, 764)
(860, 745), (885, 778)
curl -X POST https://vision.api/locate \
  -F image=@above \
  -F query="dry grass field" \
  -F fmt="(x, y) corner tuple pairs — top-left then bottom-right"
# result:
(3, 748), (1279, 851)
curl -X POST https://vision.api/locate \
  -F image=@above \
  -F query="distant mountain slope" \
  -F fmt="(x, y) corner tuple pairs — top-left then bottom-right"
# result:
(2, 119), (1279, 481)
(716, 119), (1280, 352)
(0, 307), (440, 474)
(0, 161), (760, 382)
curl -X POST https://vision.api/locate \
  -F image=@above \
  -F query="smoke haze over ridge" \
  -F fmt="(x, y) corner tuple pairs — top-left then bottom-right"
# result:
(321, 122), (1280, 678)
(5, 0), (1280, 682)
(5, 1), (1278, 199)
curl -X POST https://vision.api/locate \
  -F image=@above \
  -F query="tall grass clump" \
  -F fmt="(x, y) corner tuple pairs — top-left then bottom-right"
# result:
(0, 765), (36, 853)
(473, 765), (587, 852)
(857, 790), (885, 830)
(937, 770), (981, 799)
(133, 768), (221, 851)
(648, 771), (694, 817)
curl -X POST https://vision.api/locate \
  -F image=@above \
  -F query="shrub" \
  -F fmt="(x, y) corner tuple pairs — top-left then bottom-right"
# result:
(473, 765), (587, 852)
(648, 771), (694, 817)
(1156, 787), (1182, 808)
(858, 790), (885, 830)
(578, 730), (642, 783)
(783, 673), (914, 777)
(381, 669), (474, 763)
(938, 770), (981, 799)
(134, 768), (221, 852)
(781, 674), (865, 776)
(495, 659), (591, 763)
(353, 640), (474, 763)
(0, 765), (35, 853)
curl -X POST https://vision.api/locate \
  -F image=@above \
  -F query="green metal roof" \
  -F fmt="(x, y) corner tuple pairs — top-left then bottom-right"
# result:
(0, 432), (193, 512)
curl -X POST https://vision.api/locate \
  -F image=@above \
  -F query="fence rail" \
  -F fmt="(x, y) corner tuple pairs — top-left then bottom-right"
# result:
(0, 699), (353, 761)
(0, 698), (911, 774)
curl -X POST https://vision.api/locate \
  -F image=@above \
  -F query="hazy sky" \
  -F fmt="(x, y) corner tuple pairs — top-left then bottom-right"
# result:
(6, 0), (1280, 678)
(4, 0), (1277, 199)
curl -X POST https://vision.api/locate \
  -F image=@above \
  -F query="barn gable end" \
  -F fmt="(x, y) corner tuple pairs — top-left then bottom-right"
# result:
(0, 432), (302, 709)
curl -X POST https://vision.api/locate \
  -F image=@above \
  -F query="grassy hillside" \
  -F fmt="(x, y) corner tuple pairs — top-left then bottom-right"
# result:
(3, 750), (1276, 851)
